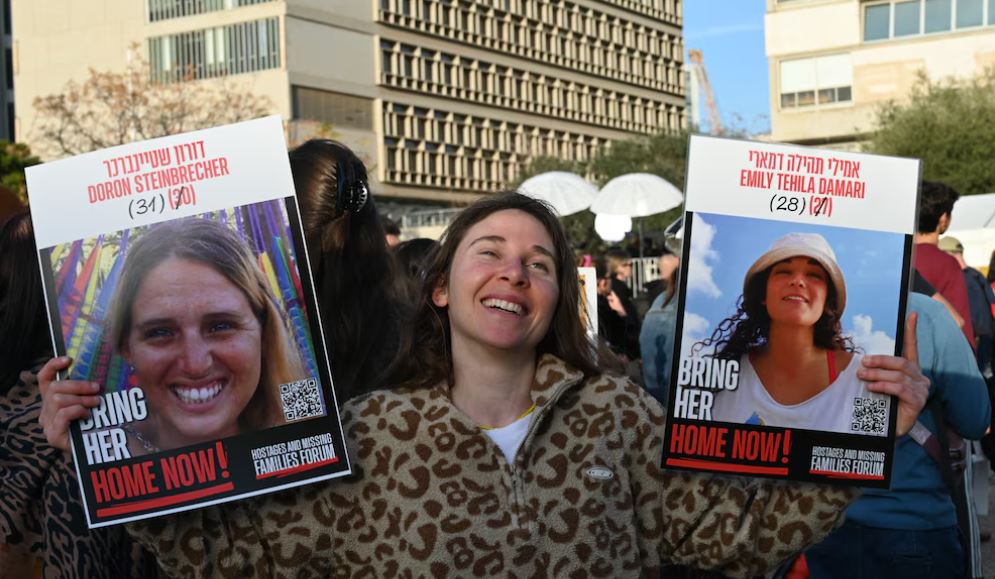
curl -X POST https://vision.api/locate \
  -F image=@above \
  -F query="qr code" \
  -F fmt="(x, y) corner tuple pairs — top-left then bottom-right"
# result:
(279, 378), (325, 422)
(850, 397), (888, 434)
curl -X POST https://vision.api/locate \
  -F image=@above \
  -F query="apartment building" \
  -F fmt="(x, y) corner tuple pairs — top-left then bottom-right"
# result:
(13, 0), (685, 203)
(766, 0), (995, 148)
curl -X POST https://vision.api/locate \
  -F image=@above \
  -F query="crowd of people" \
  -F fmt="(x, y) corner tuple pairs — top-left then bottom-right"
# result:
(0, 139), (983, 579)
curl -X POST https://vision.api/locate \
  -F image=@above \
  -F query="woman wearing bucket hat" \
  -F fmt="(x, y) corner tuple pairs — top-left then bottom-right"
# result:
(699, 232), (891, 435)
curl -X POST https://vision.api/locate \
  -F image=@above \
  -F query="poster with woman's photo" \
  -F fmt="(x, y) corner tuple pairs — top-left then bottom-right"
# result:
(26, 117), (351, 526)
(662, 135), (920, 488)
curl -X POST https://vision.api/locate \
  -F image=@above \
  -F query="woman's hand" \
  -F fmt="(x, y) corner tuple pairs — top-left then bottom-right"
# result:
(859, 312), (929, 436)
(37, 356), (102, 452)
(607, 291), (627, 317)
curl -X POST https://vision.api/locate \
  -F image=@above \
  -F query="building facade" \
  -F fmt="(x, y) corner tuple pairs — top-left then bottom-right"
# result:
(766, 0), (995, 148)
(13, 0), (685, 203)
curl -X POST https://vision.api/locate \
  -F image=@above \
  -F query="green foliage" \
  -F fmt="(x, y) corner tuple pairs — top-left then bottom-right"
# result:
(868, 70), (995, 195)
(0, 141), (41, 206)
(588, 130), (690, 188)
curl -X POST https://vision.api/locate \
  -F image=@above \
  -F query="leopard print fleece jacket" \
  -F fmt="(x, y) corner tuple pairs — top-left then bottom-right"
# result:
(0, 370), (154, 578)
(128, 354), (857, 578)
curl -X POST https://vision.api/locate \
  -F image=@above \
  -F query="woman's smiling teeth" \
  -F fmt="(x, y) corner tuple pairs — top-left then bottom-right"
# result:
(783, 295), (808, 303)
(172, 381), (224, 404)
(482, 298), (524, 315)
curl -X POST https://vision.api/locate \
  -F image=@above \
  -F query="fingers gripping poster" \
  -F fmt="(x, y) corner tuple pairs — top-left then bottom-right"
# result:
(27, 117), (352, 527)
(662, 136), (919, 488)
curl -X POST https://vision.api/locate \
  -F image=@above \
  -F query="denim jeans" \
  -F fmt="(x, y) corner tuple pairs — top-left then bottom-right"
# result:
(804, 520), (964, 579)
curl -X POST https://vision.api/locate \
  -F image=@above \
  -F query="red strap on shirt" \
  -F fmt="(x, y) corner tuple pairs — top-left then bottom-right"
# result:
(786, 553), (809, 579)
(826, 349), (838, 383)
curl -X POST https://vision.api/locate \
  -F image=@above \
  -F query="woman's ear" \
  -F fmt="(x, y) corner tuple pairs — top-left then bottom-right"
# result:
(431, 277), (449, 308)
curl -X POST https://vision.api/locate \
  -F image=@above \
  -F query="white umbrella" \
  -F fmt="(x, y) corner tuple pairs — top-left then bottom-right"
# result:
(518, 171), (598, 217)
(594, 214), (632, 242)
(949, 192), (995, 229)
(589, 173), (683, 217)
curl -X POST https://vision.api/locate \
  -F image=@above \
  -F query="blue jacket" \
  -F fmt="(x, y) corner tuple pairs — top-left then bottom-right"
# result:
(639, 292), (677, 408)
(846, 293), (991, 530)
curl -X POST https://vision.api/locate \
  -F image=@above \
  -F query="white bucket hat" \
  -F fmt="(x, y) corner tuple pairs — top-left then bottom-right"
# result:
(743, 232), (846, 315)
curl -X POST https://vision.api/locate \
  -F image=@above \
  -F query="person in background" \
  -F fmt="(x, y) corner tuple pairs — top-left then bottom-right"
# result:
(914, 181), (974, 348)
(0, 186), (22, 222)
(0, 211), (153, 578)
(987, 249), (995, 300)
(383, 217), (402, 248)
(913, 269), (964, 329)
(639, 258), (679, 408)
(642, 248), (680, 306)
(393, 237), (439, 303)
(804, 292), (990, 579)
(606, 248), (638, 310)
(940, 236), (995, 380)
(290, 140), (405, 403)
(594, 256), (640, 364)
(940, 236), (995, 486)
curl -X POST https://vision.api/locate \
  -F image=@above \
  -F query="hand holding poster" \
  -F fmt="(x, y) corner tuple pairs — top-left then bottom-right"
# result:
(27, 117), (351, 526)
(662, 136), (919, 487)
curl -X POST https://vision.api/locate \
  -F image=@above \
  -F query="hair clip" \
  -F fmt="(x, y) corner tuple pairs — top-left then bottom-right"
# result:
(336, 163), (370, 215)
(347, 181), (369, 213)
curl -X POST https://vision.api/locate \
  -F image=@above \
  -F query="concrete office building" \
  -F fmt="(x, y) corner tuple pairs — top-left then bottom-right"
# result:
(766, 0), (995, 149)
(13, 0), (685, 203)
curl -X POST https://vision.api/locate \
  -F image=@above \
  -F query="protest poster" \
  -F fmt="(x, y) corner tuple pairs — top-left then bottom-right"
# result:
(26, 116), (351, 526)
(662, 135), (919, 488)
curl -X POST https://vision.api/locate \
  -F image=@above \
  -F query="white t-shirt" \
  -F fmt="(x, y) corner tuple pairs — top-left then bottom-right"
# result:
(710, 353), (890, 436)
(481, 412), (533, 464)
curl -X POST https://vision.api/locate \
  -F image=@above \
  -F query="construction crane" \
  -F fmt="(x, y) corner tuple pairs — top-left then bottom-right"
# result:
(687, 49), (723, 135)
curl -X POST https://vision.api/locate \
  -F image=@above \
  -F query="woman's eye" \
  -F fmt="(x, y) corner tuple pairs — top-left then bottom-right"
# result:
(528, 261), (551, 273)
(143, 327), (173, 340)
(208, 321), (236, 334)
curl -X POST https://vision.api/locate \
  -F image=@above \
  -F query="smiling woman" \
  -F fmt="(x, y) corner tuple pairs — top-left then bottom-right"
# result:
(40, 193), (932, 578)
(698, 232), (890, 434)
(102, 217), (307, 453)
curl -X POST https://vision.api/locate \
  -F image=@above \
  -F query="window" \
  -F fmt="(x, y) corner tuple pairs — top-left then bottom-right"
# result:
(148, 18), (281, 82)
(864, 0), (995, 39)
(894, 1), (921, 36)
(779, 54), (852, 109)
(864, 0), (995, 41)
(957, 0), (983, 27)
(924, 0), (952, 32)
(147, 0), (274, 22)
(865, 4), (892, 40)
(293, 87), (373, 130)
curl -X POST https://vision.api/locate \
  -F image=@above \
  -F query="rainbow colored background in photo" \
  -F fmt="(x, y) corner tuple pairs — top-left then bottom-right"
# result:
(49, 199), (319, 391)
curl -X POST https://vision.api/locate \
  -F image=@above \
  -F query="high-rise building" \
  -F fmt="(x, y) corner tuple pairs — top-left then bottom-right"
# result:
(13, 0), (685, 203)
(766, 0), (995, 149)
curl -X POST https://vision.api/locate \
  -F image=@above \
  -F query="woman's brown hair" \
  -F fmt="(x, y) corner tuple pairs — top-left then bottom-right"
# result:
(389, 192), (599, 389)
(0, 211), (51, 392)
(108, 217), (305, 429)
(693, 263), (855, 360)
(289, 139), (404, 402)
